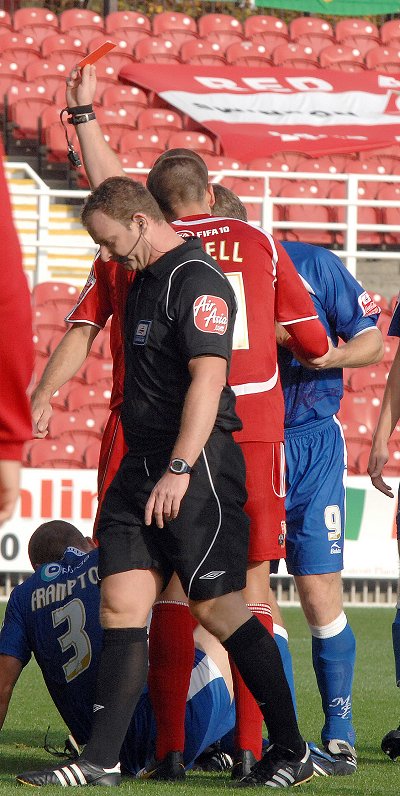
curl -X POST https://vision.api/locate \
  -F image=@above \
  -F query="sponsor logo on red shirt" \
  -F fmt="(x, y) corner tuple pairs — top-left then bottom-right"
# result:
(358, 290), (381, 317)
(193, 295), (228, 335)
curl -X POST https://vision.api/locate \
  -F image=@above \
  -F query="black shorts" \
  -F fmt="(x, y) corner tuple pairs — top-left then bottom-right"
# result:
(96, 430), (250, 600)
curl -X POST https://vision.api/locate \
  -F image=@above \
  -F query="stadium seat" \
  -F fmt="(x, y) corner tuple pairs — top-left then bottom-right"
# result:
(0, 56), (25, 79)
(198, 14), (243, 37)
(134, 36), (181, 63)
(249, 152), (304, 173)
(100, 84), (148, 111)
(60, 8), (104, 33)
(347, 440), (368, 474)
(13, 7), (58, 30)
(167, 130), (216, 155)
(338, 389), (382, 431)
(382, 337), (398, 363)
(349, 365), (388, 393)
(24, 60), (70, 97)
(105, 10), (151, 34)
(85, 38), (136, 70)
(341, 417), (372, 444)
(244, 14), (288, 44)
(282, 182), (334, 245)
(96, 106), (139, 130)
(338, 36), (378, 57)
(206, 31), (244, 50)
(0, 72), (24, 110)
(44, 121), (79, 162)
(380, 19), (400, 46)
(28, 437), (86, 468)
(32, 281), (80, 307)
(152, 11), (197, 36)
(319, 43), (365, 71)
(13, 25), (59, 47)
(84, 439), (102, 469)
(0, 9), (11, 28)
(366, 46), (400, 72)
(119, 151), (161, 173)
(335, 18), (379, 42)
(33, 303), (68, 332)
(205, 154), (244, 171)
(9, 96), (53, 139)
(290, 16), (333, 41)
(180, 39), (226, 64)
(66, 382), (112, 412)
(84, 359), (113, 384)
(377, 183), (400, 246)
(272, 41), (319, 68)
(294, 155), (348, 176)
(225, 40), (273, 66)
(40, 32), (86, 58)
(32, 327), (64, 357)
(48, 406), (108, 440)
(136, 107), (183, 132)
(328, 182), (382, 247)
(118, 129), (167, 155)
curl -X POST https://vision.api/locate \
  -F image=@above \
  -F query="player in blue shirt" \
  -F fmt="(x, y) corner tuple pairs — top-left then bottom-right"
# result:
(276, 241), (382, 773)
(368, 297), (400, 761)
(0, 521), (235, 778)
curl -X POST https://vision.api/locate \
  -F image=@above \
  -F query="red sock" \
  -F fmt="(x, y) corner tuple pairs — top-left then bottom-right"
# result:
(229, 603), (274, 760)
(148, 601), (197, 760)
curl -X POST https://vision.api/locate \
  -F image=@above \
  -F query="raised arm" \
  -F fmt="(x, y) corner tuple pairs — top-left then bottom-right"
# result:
(31, 323), (99, 437)
(66, 65), (125, 188)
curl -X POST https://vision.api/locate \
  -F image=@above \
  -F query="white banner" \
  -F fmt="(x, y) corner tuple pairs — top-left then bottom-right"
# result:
(0, 471), (398, 577)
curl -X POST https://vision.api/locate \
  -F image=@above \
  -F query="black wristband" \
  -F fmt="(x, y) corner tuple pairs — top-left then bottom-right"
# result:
(68, 104), (93, 116)
(69, 112), (96, 126)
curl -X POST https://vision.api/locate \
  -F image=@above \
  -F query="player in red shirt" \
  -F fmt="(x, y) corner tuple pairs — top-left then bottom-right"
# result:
(0, 142), (34, 525)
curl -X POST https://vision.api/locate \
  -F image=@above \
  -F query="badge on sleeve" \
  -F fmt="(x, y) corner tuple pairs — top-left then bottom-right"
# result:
(358, 290), (381, 317)
(193, 295), (229, 335)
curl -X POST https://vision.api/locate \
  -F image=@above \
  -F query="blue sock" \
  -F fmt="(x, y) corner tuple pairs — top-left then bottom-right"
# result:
(392, 609), (400, 686)
(273, 625), (297, 719)
(311, 614), (356, 747)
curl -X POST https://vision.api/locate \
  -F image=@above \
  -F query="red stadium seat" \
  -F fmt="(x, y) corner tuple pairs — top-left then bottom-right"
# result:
(105, 10), (151, 34)
(338, 389), (382, 431)
(206, 31), (244, 50)
(167, 130), (216, 155)
(28, 437), (86, 468)
(292, 35), (335, 55)
(338, 36), (378, 57)
(0, 9), (11, 28)
(101, 83), (148, 110)
(272, 41), (319, 68)
(244, 15), (288, 43)
(0, 74), (24, 110)
(118, 129), (167, 155)
(294, 155), (348, 175)
(84, 359), (113, 384)
(0, 56), (25, 79)
(346, 440), (368, 474)
(319, 43), (365, 71)
(198, 14), (243, 37)
(382, 337), (399, 363)
(279, 181), (334, 245)
(341, 417), (372, 443)
(13, 7), (58, 31)
(377, 183), (400, 246)
(33, 303), (68, 332)
(225, 40), (273, 66)
(349, 365), (388, 393)
(96, 106), (139, 130)
(136, 107), (183, 132)
(32, 281), (80, 307)
(249, 152), (304, 173)
(86, 38), (136, 71)
(328, 182), (382, 247)
(335, 18), (379, 42)
(48, 406), (108, 439)
(98, 29), (151, 54)
(366, 46), (400, 72)
(33, 327), (64, 357)
(60, 9), (104, 33)
(180, 39), (226, 64)
(44, 123), (80, 162)
(9, 97), (53, 139)
(380, 19), (400, 46)
(205, 154), (245, 171)
(377, 313), (392, 336)
(66, 382), (112, 411)
(13, 25), (59, 47)
(290, 16), (333, 41)
(134, 36), (181, 63)
(24, 60), (71, 96)
(84, 439), (102, 469)
(40, 32), (86, 58)
(152, 12), (197, 36)
(0, 30), (42, 55)
(120, 151), (161, 173)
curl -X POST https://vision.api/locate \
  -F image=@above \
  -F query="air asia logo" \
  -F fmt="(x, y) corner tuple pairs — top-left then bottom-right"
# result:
(358, 290), (380, 317)
(193, 295), (228, 335)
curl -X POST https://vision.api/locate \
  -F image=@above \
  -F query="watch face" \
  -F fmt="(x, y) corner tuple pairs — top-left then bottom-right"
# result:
(170, 459), (189, 473)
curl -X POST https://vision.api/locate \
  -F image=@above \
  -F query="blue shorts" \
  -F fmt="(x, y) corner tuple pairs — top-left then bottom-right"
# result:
(120, 649), (235, 774)
(284, 416), (346, 576)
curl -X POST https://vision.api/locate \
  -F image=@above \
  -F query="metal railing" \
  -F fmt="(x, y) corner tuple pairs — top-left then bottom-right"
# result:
(6, 162), (400, 285)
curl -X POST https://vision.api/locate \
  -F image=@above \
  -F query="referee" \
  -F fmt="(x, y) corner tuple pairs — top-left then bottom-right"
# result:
(17, 176), (312, 789)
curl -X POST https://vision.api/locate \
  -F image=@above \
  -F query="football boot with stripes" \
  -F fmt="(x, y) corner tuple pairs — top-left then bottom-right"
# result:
(234, 743), (313, 788)
(136, 751), (185, 781)
(323, 740), (357, 775)
(382, 726), (400, 761)
(16, 759), (121, 787)
(309, 742), (336, 776)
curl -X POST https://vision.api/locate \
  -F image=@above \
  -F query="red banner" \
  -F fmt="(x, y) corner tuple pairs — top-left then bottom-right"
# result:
(120, 63), (400, 159)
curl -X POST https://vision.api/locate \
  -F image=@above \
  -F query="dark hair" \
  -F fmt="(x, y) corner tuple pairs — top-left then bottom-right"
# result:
(81, 176), (164, 229)
(28, 521), (89, 568)
(147, 155), (208, 219)
(212, 184), (248, 222)
(151, 148), (208, 179)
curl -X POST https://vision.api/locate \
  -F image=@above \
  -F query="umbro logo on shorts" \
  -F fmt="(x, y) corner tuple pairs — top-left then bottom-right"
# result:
(199, 571), (226, 580)
(93, 704), (104, 712)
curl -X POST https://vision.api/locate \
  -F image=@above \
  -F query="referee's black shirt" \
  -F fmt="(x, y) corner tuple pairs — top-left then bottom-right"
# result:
(121, 237), (242, 456)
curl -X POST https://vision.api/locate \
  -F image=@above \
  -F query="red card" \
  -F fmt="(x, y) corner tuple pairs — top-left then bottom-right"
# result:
(77, 41), (117, 68)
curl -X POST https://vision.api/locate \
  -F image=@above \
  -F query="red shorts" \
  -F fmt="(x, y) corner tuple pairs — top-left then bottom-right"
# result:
(94, 407), (127, 536)
(241, 441), (286, 562)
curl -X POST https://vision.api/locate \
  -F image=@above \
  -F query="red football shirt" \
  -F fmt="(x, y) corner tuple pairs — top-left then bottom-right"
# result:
(66, 255), (134, 410)
(172, 215), (323, 443)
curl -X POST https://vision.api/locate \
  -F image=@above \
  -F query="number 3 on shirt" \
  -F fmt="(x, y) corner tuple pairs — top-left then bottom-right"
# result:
(226, 272), (249, 351)
(52, 598), (92, 682)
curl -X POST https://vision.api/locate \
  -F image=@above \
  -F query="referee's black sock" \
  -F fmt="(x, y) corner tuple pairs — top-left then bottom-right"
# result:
(84, 626), (148, 768)
(222, 616), (305, 757)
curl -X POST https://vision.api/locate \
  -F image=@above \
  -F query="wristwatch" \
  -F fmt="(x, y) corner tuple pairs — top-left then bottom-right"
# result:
(168, 458), (193, 475)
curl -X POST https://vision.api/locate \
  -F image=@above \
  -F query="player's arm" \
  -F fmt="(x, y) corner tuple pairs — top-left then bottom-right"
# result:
(368, 340), (400, 497)
(66, 65), (125, 189)
(0, 654), (23, 730)
(295, 327), (383, 371)
(31, 323), (99, 437)
(145, 355), (226, 529)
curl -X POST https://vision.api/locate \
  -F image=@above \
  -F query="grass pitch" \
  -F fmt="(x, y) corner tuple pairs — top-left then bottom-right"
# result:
(1, 605), (398, 794)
